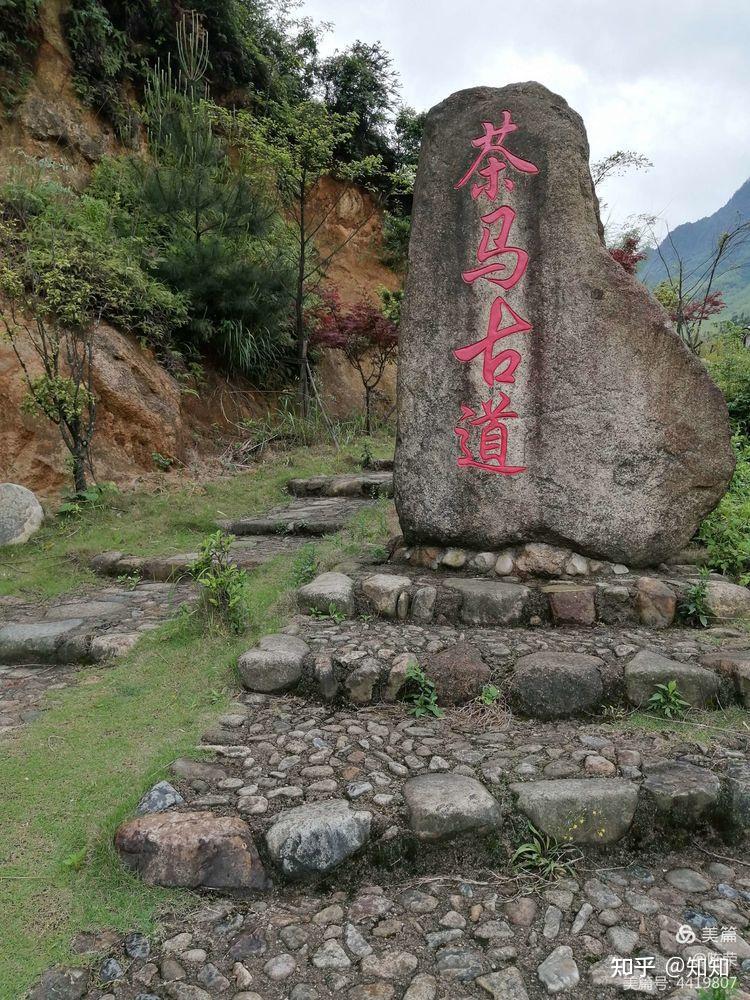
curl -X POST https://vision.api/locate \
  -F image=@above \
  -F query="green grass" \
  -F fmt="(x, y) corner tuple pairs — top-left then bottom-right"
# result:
(0, 438), (391, 600)
(611, 706), (750, 745)
(0, 440), (394, 997)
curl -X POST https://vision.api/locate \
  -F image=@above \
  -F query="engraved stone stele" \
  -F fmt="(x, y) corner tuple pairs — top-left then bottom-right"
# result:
(394, 82), (734, 566)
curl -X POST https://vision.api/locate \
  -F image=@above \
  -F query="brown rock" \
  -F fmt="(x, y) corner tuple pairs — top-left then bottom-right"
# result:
(114, 811), (268, 891)
(424, 642), (491, 704)
(394, 82), (733, 565)
(543, 584), (596, 626)
(635, 577), (677, 628)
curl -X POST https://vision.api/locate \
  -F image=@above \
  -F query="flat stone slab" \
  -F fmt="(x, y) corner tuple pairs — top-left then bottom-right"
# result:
(287, 472), (393, 498)
(221, 498), (369, 537)
(510, 778), (639, 844)
(298, 573), (355, 616)
(238, 635), (309, 693)
(625, 649), (721, 708)
(0, 620), (86, 665)
(442, 579), (531, 625)
(642, 761), (721, 822)
(404, 772), (502, 841)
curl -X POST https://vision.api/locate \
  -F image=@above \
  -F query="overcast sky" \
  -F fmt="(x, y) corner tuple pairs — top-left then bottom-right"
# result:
(299, 0), (750, 237)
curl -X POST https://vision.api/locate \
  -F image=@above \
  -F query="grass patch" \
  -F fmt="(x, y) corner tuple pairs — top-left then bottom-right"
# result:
(0, 437), (392, 600)
(0, 443), (393, 996)
(610, 706), (750, 744)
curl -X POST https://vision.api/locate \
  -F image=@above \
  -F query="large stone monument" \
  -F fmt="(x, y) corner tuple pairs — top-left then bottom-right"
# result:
(394, 83), (734, 566)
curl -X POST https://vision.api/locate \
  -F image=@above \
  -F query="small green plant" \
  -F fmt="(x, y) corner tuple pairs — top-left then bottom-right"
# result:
(292, 544), (318, 586)
(404, 659), (444, 719)
(189, 530), (249, 634)
(479, 684), (501, 706)
(359, 438), (375, 469)
(307, 602), (347, 624)
(511, 822), (578, 880)
(698, 982), (738, 1000)
(152, 451), (174, 471)
(647, 680), (691, 719)
(678, 568), (711, 627)
(58, 482), (117, 516)
(116, 572), (141, 591)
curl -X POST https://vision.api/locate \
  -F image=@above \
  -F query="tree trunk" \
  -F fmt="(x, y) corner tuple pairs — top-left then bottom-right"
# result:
(364, 386), (372, 436)
(72, 449), (87, 494)
(295, 182), (309, 419)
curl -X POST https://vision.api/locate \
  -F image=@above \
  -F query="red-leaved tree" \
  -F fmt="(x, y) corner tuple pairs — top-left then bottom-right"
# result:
(311, 290), (398, 434)
(609, 235), (647, 275)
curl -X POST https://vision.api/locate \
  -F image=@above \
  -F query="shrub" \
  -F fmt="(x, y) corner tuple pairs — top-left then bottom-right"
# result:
(189, 530), (249, 634)
(0, 0), (40, 109)
(706, 320), (750, 436)
(646, 680), (691, 719)
(698, 433), (750, 584)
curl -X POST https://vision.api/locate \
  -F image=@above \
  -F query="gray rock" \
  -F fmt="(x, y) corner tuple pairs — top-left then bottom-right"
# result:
(344, 657), (382, 704)
(237, 634), (309, 693)
(511, 778), (638, 844)
(641, 761), (720, 823)
(537, 945), (579, 994)
(404, 772), (502, 841)
(30, 967), (89, 1000)
(509, 651), (604, 718)
(434, 945), (484, 981)
(394, 83), (733, 565)
(298, 572), (355, 615)
(443, 579), (530, 625)
(136, 781), (185, 815)
(705, 580), (750, 622)
(311, 940), (351, 969)
(665, 868), (712, 892)
(723, 760), (750, 834)
(263, 954), (296, 981)
(624, 649), (720, 707)
(590, 955), (655, 993)
(0, 619), (85, 665)
(477, 967), (529, 999)
(411, 585), (437, 622)
(384, 652), (415, 701)
(606, 926), (639, 954)
(424, 641), (491, 705)
(265, 799), (371, 878)
(635, 577), (676, 628)
(403, 974), (437, 1000)
(0, 482), (44, 546)
(361, 574), (411, 617)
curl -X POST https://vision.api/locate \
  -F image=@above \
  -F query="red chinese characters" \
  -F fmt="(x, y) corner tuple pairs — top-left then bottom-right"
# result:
(453, 111), (538, 476)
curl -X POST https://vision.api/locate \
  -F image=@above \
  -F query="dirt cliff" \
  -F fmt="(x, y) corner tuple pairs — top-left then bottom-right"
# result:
(0, 0), (400, 497)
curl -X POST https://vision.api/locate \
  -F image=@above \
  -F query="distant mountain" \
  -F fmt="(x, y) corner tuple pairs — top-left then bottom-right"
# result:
(641, 178), (750, 322)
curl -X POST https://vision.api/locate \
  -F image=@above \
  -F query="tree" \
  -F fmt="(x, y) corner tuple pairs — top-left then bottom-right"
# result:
(317, 41), (400, 164)
(311, 289), (397, 434)
(137, 13), (293, 379)
(591, 150), (653, 187)
(609, 232), (648, 274)
(0, 299), (97, 494)
(651, 221), (750, 354)
(238, 98), (383, 415)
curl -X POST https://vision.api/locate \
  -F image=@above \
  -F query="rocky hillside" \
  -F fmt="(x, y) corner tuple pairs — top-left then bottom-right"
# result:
(0, 0), (400, 497)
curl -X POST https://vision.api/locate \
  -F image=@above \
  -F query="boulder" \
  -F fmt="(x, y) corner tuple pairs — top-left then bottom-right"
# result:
(424, 642), (491, 705)
(114, 811), (268, 891)
(403, 773), (502, 841)
(29, 967), (90, 1000)
(0, 619), (85, 665)
(265, 800), (371, 878)
(513, 543), (570, 577)
(443, 579), (530, 625)
(237, 634), (308, 693)
(704, 580), (750, 623)
(624, 649), (720, 708)
(360, 573), (411, 617)
(510, 778), (638, 844)
(509, 652), (604, 719)
(641, 761), (721, 823)
(0, 483), (44, 546)
(136, 780), (185, 815)
(394, 83), (733, 565)
(722, 761), (750, 836)
(635, 577), (677, 628)
(344, 657), (383, 704)
(297, 572), (355, 616)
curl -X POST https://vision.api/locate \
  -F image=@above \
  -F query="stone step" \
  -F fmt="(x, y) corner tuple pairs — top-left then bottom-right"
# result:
(0, 618), (138, 666)
(221, 497), (370, 537)
(91, 535), (311, 582)
(295, 565), (750, 631)
(286, 471), (393, 499)
(234, 613), (750, 718)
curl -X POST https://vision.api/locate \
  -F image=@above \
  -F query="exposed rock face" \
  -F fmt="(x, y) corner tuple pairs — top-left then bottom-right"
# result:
(395, 82), (733, 565)
(0, 483), (44, 545)
(114, 811), (268, 891)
